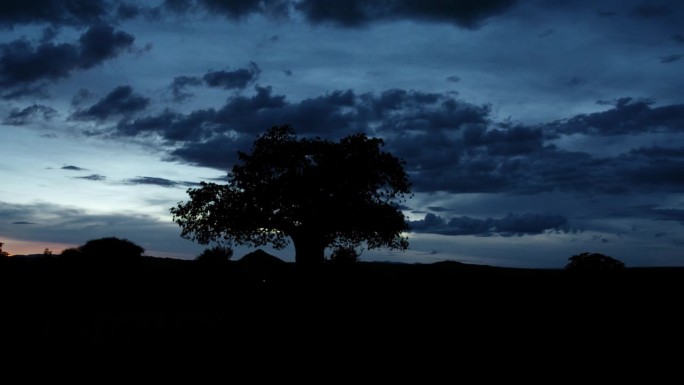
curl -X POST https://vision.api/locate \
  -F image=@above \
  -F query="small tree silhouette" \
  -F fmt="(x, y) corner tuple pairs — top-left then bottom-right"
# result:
(195, 245), (234, 264)
(565, 252), (625, 271)
(0, 242), (9, 257)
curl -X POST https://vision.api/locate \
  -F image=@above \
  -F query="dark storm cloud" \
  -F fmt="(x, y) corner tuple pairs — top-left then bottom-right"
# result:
(409, 212), (572, 237)
(203, 62), (260, 89)
(163, 0), (289, 19)
(77, 24), (135, 69)
(61, 165), (86, 171)
(165, 0), (517, 28)
(296, 0), (517, 28)
(107, 85), (684, 197)
(72, 85), (149, 121)
(630, 146), (684, 158)
(630, 3), (671, 18)
(624, 160), (684, 190)
(117, 108), (218, 142)
(169, 134), (254, 170)
(673, 34), (684, 44)
(462, 124), (543, 155)
(13, 221), (36, 225)
(0, 0), (111, 27)
(659, 54), (683, 64)
(552, 98), (684, 136)
(3, 104), (57, 125)
(0, 24), (134, 96)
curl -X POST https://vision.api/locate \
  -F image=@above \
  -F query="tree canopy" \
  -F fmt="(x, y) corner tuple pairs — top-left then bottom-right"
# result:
(171, 125), (411, 266)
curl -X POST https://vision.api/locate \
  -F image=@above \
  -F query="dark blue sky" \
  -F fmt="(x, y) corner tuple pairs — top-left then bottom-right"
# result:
(1, 0), (683, 267)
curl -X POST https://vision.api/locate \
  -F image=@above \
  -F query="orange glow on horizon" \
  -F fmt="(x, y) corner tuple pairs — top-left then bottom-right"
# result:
(0, 238), (76, 256)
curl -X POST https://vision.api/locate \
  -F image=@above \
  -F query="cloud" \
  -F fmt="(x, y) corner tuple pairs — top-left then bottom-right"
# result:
(75, 174), (106, 181)
(78, 24), (135, 69)
(168, 63), (261, 102)
(163, 0), (517, 28)
(164, 0), (289, 19)
(296, 0), (518, 28)
(125, 176), (195, 188)
(673, 34), (684, 44)
(409, 212), (573, 237)
(3, 104), (57, 125)
(0, 201), (194, 255)
(551, 98), (684, 136)
(13, 221), (36, 225)
(72, 85), (149, 121)
(105, 86), (684, 196)
(659, 54), (683, 64)
(0, 0), (111, 27)
(117, 108), (218, 142)
(0, 24), (135, 97)
(630, 146), (684, 158)
(169, 75), (202, 102)
(203, 62), (261, 89)
(61, 165), (87, 171)
(446, 75), (460, 83)
(630, 3), (671, 18)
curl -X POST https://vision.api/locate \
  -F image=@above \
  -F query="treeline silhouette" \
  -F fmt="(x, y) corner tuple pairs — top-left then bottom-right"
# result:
(1, 238), (683, 347)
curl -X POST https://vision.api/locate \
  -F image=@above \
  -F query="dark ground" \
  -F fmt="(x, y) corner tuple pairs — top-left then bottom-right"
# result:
(2, 253), (683, 361)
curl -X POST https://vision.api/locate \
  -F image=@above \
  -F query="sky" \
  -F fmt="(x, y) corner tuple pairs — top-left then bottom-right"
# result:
(1, 0), (683, 267)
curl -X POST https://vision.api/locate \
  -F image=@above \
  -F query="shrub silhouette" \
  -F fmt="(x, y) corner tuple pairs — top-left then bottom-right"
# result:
(61, 237), (145, 262)
(195, 245), (234, 264)
(172, 125), (411, 267)
(0, 241), (8, 257)
(565, 252), (625, 271)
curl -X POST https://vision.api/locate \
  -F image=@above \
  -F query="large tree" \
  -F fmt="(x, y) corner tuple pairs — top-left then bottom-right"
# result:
(171, 126), (411, 266)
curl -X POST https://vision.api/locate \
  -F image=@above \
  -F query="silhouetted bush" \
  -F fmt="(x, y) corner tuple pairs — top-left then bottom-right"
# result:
(0, 241), (8, 257)
(565, 252), (625, 271)
(59, 247), (82, 259)
(60, 237), (144, 263)
(81, 237), (144, 259)
(195, 245), (233, 264)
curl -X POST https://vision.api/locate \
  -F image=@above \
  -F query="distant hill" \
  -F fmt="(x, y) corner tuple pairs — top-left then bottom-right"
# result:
(237, 249), (286, 267)
(5, 254), (45, 259)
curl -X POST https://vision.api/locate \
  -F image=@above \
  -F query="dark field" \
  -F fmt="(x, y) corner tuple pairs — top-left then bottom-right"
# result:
(2, 253), (683, 352)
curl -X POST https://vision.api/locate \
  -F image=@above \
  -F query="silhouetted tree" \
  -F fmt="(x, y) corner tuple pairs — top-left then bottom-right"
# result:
(565, 252), (625, 271)
(0, 242), (8, 257)
(59, 247), (81, 259)
(196, 245), (234, 264)
(75, 237), (144, 260)
(171, 126), (411, 266)
(43, 248), (53, 257)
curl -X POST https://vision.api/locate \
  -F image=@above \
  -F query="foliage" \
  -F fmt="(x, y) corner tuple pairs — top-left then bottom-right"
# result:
(0, 242), (8, 257)
(565, 252), (625, 271)
(172, 125), (411, 265)
(328, 246), (360, 265)
(43, 248), (53, 257)
(59, 247), (82, 258)
(195, 245), (234, 264)
(70, 237), (145, 260)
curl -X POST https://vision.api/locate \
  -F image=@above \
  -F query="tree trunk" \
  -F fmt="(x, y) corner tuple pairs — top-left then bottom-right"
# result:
(292, 233), (325, 267)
